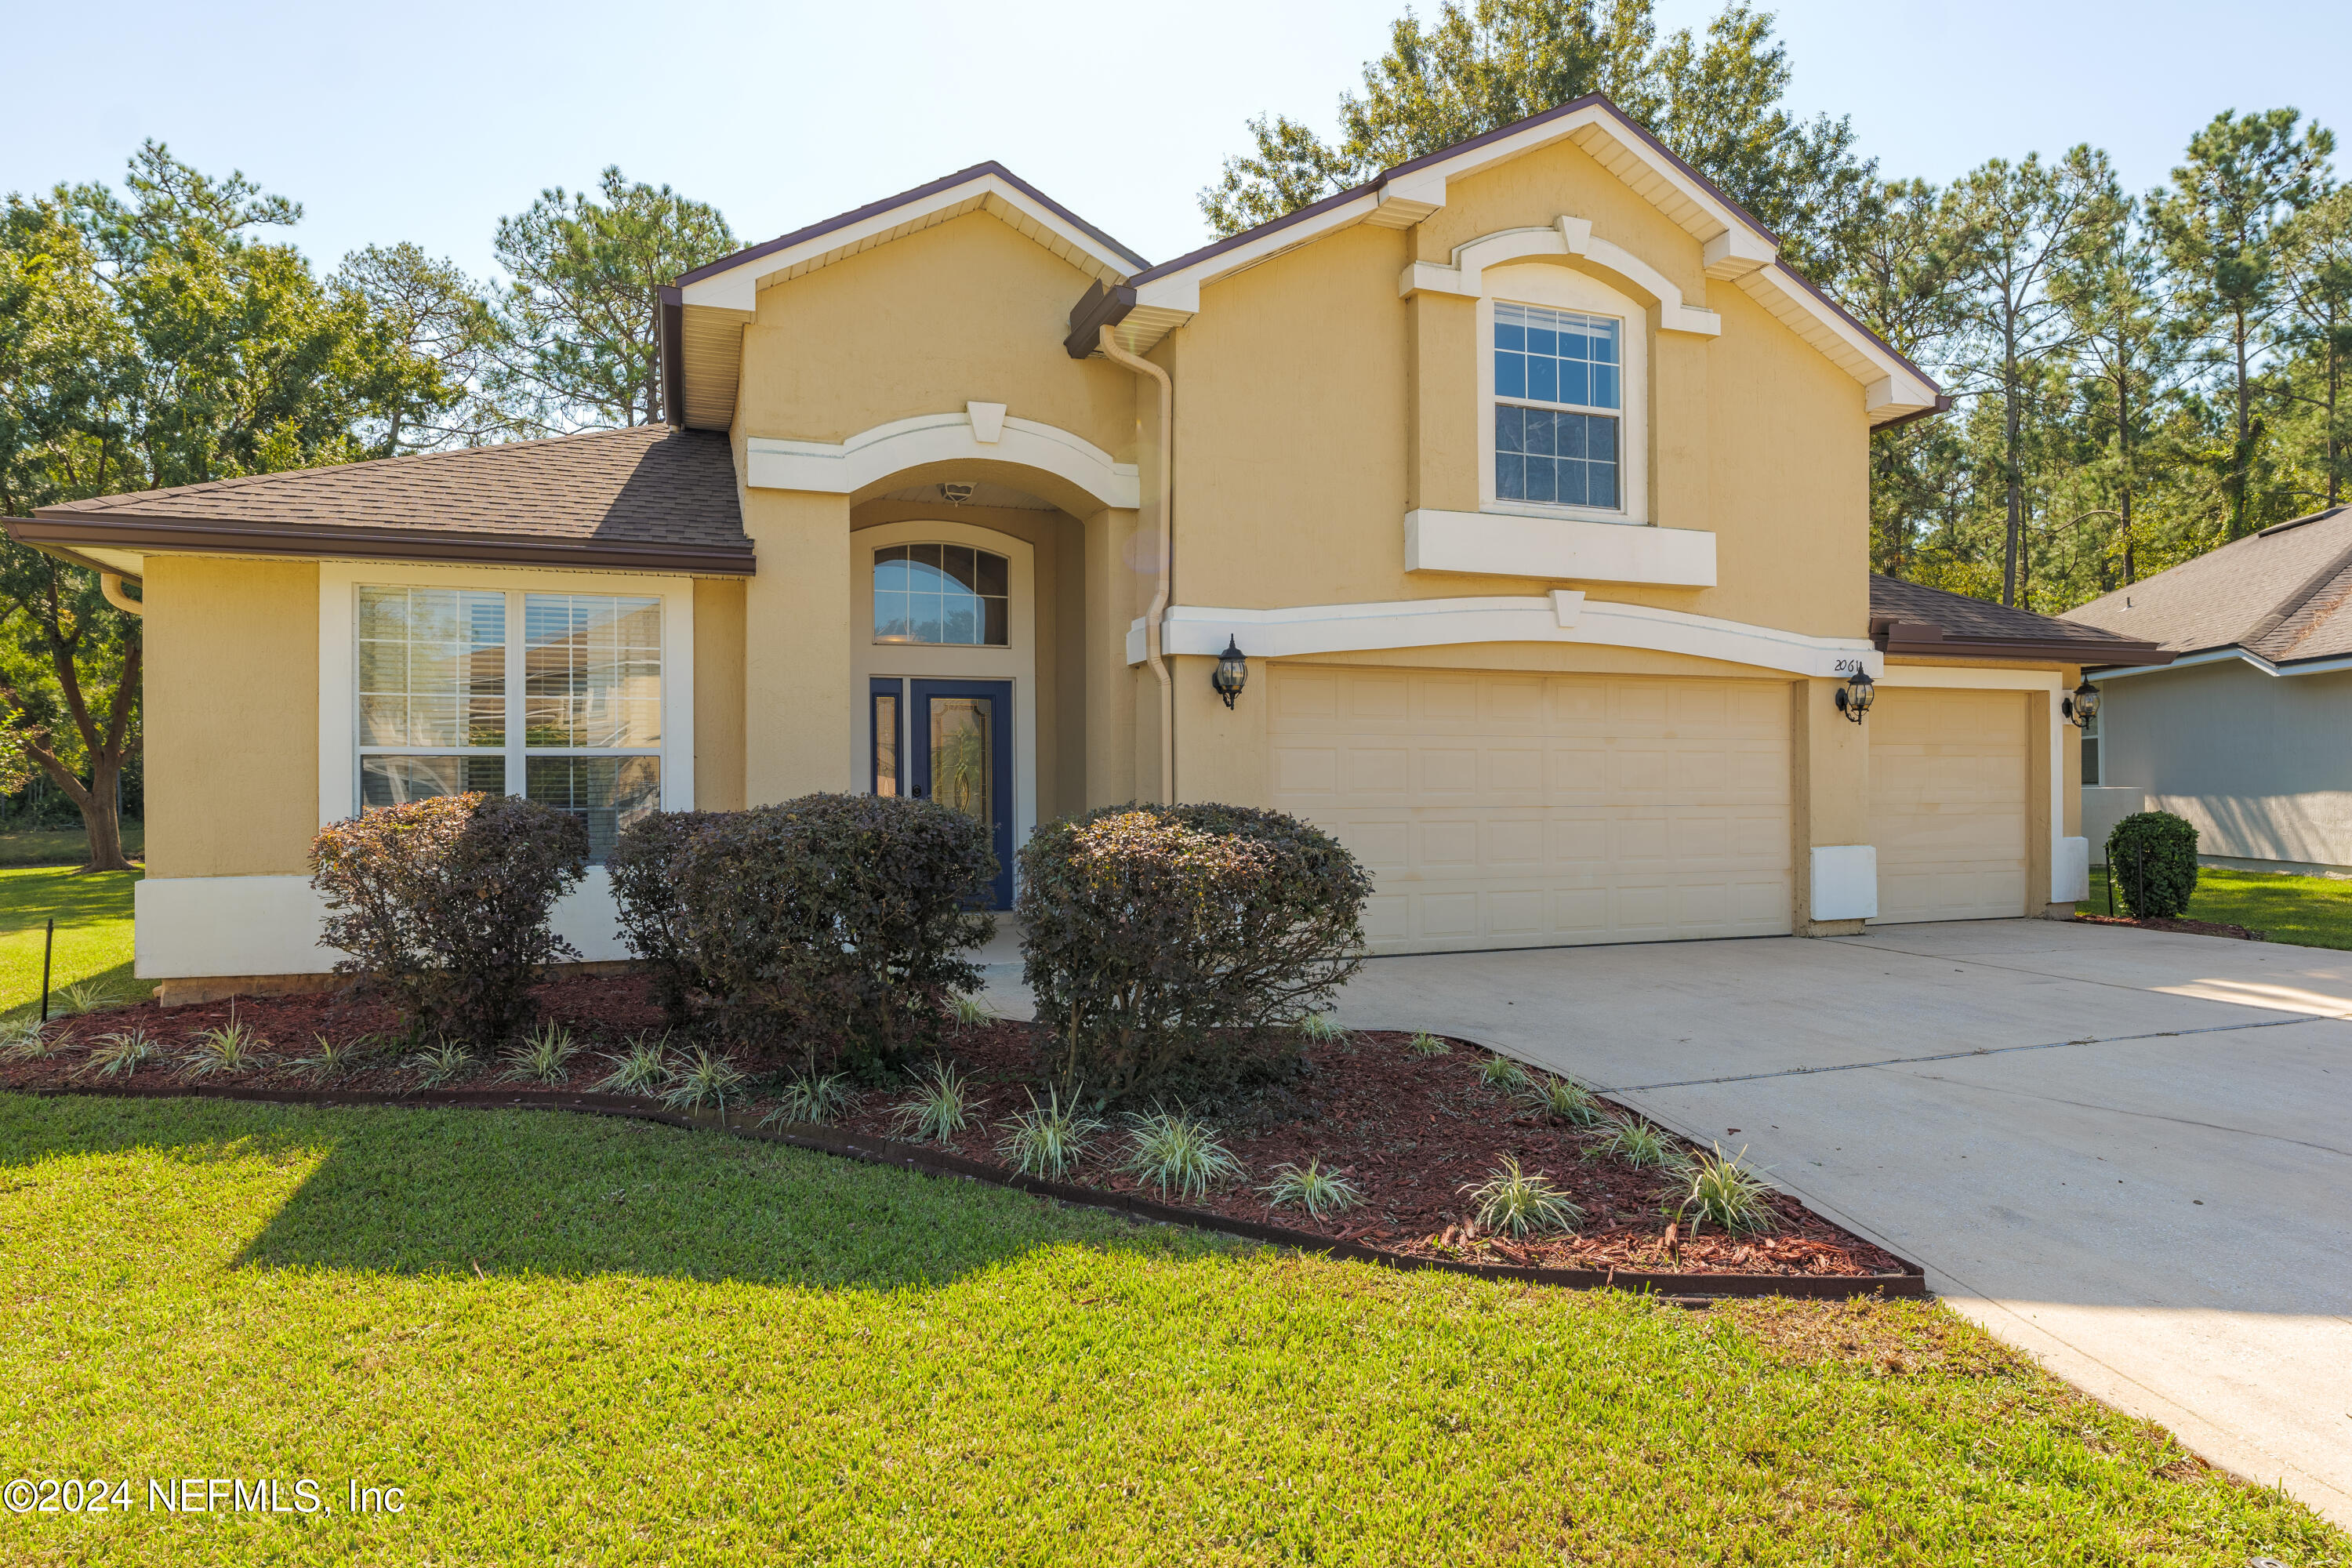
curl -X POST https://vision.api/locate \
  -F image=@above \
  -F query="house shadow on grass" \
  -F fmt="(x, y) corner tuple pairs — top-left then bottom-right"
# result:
(2, 1093), (1236, 1293)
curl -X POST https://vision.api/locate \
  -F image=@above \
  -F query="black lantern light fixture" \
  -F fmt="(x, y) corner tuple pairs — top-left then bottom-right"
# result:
(2062, 678), (2100, 728)
(1833, 667), (1875, 723)
(1212, 636), (1249, 709)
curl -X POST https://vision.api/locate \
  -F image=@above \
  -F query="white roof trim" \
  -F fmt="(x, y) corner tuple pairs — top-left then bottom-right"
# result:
(681, 172), (1137, 310)
(2089, 644), (2352, 681)
(1122, 98), (1934, 415)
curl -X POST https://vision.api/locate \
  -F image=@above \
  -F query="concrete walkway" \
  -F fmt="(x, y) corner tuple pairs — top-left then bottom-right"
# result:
(1321, 919), (2352, 1529)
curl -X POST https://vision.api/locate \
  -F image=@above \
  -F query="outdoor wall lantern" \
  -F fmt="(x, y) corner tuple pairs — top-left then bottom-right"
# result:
(1833, 668), (1875, 723)
(1212, 636), (1249, 709)
(2062, 679), (2100, 728)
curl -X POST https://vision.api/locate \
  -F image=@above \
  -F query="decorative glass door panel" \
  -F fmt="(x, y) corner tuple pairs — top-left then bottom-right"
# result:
(873, 677), (1014, 909)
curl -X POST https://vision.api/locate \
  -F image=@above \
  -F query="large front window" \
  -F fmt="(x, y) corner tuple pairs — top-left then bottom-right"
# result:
(1494, 301), (1621, 510)
(357, 584), (661, 859)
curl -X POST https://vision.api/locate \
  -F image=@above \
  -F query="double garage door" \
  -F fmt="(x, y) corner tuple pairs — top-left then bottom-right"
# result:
(1269, 666), (1794, 953)
(1269, 666), (2031, 953)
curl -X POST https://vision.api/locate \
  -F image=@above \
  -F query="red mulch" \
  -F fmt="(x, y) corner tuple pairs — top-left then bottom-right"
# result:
(2074, 913), (2267, 942)
(5, 975), (1902, 1279)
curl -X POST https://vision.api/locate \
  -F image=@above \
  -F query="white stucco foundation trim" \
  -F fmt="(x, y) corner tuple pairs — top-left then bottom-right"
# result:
(1809, 845), (1879, 920)
(1127, 596), (1880, 680)
(134, 870), (633, 980)
(1405, 509), (1715, 585)
(746, 413), (1140, 510)
(2055, 837), (2091, 902)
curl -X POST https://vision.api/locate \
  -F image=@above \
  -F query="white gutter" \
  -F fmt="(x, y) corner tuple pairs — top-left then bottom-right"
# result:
(1097, 325), (1175, 804)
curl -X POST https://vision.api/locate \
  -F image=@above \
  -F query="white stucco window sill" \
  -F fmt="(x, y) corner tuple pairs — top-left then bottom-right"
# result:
(1403, 507), (1717, 587)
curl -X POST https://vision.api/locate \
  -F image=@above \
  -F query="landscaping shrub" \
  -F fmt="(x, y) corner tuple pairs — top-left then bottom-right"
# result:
(1018, 802), (1372, 1097)
(312, 793), (589, 1048)
(668, 793), (996, 1072)
(608, 809), (724, 1025)
(2107, 810), (2200, 919)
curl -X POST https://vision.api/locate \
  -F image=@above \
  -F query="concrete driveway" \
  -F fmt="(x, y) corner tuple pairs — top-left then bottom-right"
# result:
(1320, 919), (2352, 1529)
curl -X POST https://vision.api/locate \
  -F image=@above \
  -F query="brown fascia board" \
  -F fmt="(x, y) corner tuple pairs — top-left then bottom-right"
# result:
(0, 521), (136, 583)
(1064, 281), (1137, 359)
(672, 162), (1150, 291)
(14, 513), (757, 576)
(659, 288), (686, 430)
(1873, 618), (2171, 666)
(1872, 394), (1956, 433)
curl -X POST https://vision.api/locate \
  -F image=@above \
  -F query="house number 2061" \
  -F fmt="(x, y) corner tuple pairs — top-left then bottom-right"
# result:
(1831, 659), (1865, 675)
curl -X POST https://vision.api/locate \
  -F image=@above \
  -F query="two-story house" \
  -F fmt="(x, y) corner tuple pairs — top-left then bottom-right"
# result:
(8, 94), (2165, 1002)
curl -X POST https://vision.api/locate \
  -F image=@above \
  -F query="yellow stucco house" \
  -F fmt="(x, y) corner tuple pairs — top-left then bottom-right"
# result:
(9, 95), (2165, 1002)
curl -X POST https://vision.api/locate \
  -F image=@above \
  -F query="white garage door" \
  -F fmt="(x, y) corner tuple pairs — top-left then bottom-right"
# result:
(1867, 686), (2028, 923)
(1269, 666), (1792, 953)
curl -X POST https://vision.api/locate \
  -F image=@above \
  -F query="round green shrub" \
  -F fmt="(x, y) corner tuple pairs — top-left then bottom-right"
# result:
(1017, 802), (1372, 1098)
(665, 794), (996, 1072)
(2105, 811), (2199, 919)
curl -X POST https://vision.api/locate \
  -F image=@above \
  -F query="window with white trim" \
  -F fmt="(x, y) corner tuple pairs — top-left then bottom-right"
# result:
(357, 585), (662, 860)
(1493, 301), (1622, 510)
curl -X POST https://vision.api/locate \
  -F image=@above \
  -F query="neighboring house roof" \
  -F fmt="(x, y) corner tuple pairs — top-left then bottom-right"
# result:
(2063, 506), (2352, 671)
(1870, 574), (2170, 666)
(8, 425), (753, 578)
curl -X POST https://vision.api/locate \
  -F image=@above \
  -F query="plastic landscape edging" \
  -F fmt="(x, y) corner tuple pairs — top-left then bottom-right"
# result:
(25, 1080), (1929, 1302)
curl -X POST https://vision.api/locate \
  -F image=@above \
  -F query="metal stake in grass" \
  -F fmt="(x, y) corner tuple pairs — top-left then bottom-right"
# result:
(40, 917), (53, 1025)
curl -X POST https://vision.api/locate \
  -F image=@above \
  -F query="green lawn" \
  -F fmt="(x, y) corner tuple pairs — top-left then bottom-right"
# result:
(0, 865), (144, 1019)
(1, 1097), (2339, 1565)
(2089, 862), (2352, 949)
(0, 819), (143, 868)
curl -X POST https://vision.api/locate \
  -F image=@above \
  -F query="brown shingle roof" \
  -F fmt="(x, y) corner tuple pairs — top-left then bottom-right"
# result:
(1870, 573), (2169, 664)
(2062, 506), (2352, 664)
(18, 425), (751, 575)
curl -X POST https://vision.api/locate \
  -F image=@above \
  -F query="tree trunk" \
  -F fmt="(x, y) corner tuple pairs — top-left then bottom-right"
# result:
(24, 750), (133, 874)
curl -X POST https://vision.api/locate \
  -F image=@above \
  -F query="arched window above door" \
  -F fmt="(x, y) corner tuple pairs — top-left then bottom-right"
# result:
(873, 543), (1009, 646)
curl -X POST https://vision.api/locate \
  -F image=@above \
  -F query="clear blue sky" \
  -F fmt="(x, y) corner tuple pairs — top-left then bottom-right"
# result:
(5, 0), (2347, 281)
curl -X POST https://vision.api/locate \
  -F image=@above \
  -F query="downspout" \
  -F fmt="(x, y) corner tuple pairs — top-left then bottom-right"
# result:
(1098, 325), (1175, 804)
(99, 573), (143, 617)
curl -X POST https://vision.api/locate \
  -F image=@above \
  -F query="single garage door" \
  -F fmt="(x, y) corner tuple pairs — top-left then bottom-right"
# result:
(1269, 666), (1792, 953)
(1867, 686), (2028, 923)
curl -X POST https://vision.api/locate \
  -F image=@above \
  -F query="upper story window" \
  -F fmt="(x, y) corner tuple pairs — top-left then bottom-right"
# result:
(873, 543), (1008, 645)
(1494, 301), (1621, 510)
(357, 584), (661, 861)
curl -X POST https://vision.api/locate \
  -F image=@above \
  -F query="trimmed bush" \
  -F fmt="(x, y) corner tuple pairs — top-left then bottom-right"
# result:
(609, 809), (724, 1025)
(1018, 802), (1373, 1098)
(667, 793), (996, 1071)
(2107, 810), (2199, 919)
(312, 793), (589, 1047)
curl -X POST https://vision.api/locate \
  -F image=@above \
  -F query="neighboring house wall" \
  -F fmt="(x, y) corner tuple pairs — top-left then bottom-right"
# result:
(2102, 656), (2352, 872)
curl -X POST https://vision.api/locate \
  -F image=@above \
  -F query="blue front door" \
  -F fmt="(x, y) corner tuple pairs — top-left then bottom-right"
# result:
(873, 677), (1014, 909)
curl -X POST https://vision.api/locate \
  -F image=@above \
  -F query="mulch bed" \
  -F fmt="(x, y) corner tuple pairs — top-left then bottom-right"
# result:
(2074, 913), (2268, 942)
(5, 975), (1906, 1283)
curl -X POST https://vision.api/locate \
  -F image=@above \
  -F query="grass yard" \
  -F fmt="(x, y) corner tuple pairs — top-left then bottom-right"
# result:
(2, 1097), (2341, 1566)
(2089, 862), (2352, 949)
(0, 819), (143, 868)
(0, 866), (145, 1021)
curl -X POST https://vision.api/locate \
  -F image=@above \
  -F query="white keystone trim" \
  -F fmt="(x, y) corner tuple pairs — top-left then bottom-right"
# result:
(1404, 509), (1714, 585)
(746, 412), (1140, 510)
(1125, 595), (1878, 680)
(1399, 216), (1722, 336)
